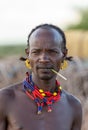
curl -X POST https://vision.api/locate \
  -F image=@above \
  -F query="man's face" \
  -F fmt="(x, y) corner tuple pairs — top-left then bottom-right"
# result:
(28, 27), (64, 80)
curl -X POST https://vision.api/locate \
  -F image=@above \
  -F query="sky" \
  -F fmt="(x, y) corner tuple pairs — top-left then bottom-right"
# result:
(0, 0), (88, 45)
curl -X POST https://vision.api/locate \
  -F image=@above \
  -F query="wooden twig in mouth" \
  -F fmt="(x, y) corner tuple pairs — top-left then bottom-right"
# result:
(51, 69), (67, 80)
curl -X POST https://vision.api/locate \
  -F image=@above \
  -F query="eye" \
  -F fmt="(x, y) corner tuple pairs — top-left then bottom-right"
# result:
(48, 50), (59, 54)
(52, 50), (58, 53)
(31, 50), (41, 55)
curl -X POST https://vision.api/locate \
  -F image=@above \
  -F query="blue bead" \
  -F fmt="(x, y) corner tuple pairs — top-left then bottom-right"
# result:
(43, 98), (47, 102)
(38, 106), (42, 111)
(34, 98), (39, 102)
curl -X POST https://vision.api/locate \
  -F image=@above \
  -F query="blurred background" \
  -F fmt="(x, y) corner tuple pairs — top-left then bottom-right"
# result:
(0, 0), (88, 129)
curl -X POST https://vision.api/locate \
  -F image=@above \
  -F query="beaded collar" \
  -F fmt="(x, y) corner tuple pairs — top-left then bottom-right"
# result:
(23, 72), (62, 114)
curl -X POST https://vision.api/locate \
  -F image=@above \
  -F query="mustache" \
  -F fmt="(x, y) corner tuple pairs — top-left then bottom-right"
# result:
(36, 64), (54, 69)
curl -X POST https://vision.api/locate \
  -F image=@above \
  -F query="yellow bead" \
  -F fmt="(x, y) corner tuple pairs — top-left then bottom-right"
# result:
(53, 92), (57, 96)
(39, 89), (44, 93)
(59, 86), (62, 90)
(61, 60), (68, 70)
(41, 93), (46, 96)
(25, 59), (31, 69)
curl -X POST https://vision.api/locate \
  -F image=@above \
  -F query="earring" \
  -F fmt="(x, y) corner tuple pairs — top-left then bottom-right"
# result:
(60, 60), (68, 70)
(25, 59), (31, 69)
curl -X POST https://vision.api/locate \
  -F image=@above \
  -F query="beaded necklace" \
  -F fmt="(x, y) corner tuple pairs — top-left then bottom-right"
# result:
(23, 72), (62, 114)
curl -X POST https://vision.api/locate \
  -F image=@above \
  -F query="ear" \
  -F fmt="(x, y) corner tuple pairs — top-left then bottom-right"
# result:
(25, 48), (29, 56)
(61, 49), (68, 63)
(63, 49), (68, 58)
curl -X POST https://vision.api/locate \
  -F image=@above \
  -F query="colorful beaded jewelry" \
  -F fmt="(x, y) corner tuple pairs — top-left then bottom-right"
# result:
(23, 72), (62, 114)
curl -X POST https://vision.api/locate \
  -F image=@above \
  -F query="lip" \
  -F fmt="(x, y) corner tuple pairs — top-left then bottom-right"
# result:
(38, 67), (51, 69)
(37, 65), (53, 69)
(38, 69), (51, 75)
(37, 67), (53, 71)
(37, 67), (53, 74)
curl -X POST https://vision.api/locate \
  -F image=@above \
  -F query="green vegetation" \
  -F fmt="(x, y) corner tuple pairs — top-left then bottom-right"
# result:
(0, 45), (26, 58)
(67, 8), (88, 30)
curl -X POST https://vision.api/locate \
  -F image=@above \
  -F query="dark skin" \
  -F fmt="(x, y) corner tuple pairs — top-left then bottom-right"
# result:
(0, 27), (82, 130)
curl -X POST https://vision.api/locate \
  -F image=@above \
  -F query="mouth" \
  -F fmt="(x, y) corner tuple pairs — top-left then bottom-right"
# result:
(38, 67), (52, 69)
(37, 66), (53, 73)
(37, 66), (53, 70)
(37, 64), (52, 68)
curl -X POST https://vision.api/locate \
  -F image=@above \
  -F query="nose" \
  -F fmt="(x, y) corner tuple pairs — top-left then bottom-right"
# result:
(39, 53), (50, 63)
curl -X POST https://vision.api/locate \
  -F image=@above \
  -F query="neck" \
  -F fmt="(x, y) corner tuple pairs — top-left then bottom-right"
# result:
(32, 73), (57, 91)
(24, 72), (62, 114)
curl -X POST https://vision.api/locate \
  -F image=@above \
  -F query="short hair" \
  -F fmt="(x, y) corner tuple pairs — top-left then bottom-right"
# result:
(27, 24), (66, 50)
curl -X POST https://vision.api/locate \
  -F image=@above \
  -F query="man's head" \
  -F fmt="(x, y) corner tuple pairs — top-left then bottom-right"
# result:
(26, 24), (68, 80)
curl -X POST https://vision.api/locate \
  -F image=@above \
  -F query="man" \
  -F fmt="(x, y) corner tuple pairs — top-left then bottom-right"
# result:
(0, 24), (82, 130)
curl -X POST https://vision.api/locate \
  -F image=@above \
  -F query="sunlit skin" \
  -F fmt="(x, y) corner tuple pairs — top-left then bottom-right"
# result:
(0, 26), (82, 130)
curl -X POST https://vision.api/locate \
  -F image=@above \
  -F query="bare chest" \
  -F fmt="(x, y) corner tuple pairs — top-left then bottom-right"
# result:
(7, 93), (73, 130)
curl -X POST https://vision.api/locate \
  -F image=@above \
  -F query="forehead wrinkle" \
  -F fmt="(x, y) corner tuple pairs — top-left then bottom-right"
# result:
(30, 42), (62, 52)
(29, 28), (63, 45)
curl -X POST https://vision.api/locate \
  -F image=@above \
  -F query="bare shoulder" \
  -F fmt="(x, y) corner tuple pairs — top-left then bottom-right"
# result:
(62, 89), (82, 129)
(63, 89), (82, 128)
(63, 90), (82, 112)
(0, 82), (22, 96)
(0, 82), (23, 110)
